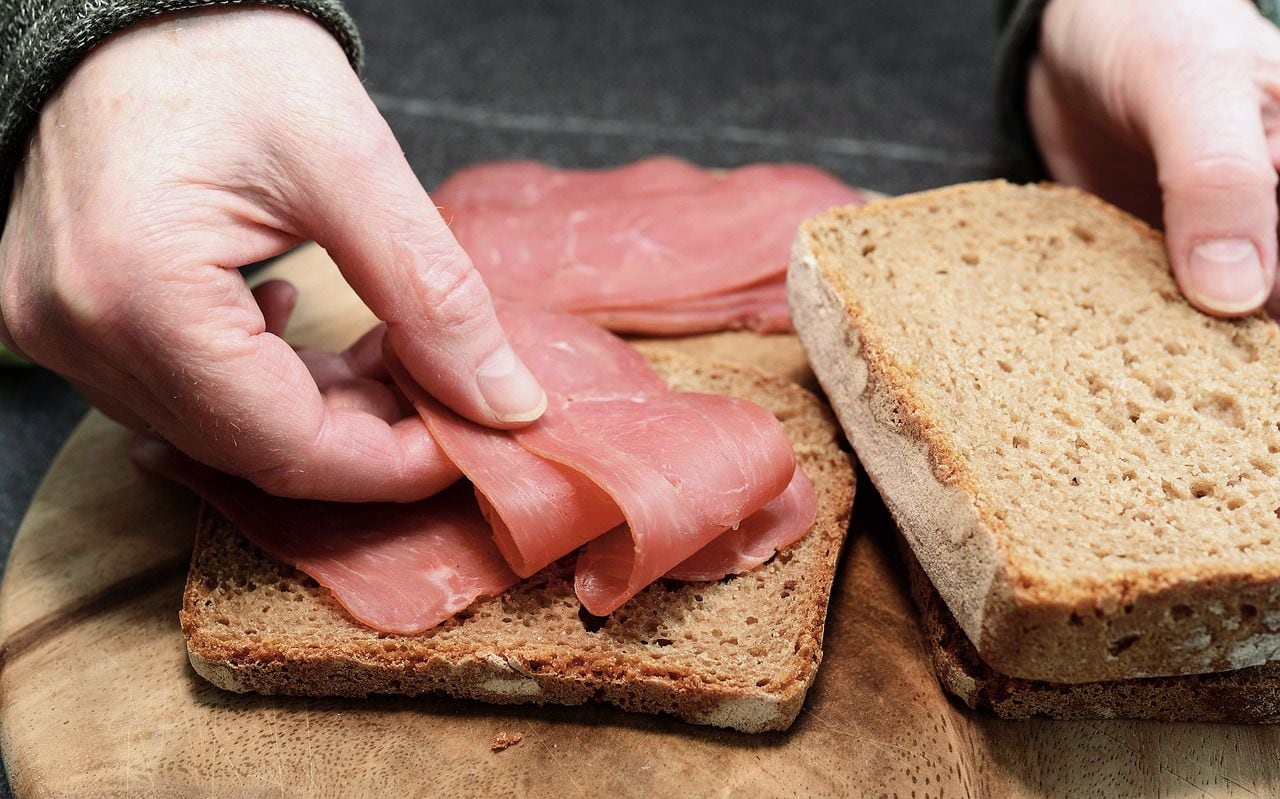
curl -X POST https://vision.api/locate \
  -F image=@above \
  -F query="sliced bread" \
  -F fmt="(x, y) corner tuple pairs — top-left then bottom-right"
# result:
(903, 540), (1280, 722)
(789, 180), (1280, 683)
(180, 350), (855, 733)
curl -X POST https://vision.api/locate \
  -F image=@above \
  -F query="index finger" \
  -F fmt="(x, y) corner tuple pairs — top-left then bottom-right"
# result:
(277, 107), (547, 428)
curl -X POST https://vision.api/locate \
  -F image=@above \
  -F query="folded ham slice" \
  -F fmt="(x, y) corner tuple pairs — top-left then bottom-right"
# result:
(665, 467), (817, 582)
(130, 437), (517, 635)
(391, 303), (806, 616)
(524, 390), (795, 615)
(434, 158), (863, 334)
(390, 371), (625, 578)
(583, 278), (791, 335)
(138, 300), (817, 633)
(387, 306), (665, 577)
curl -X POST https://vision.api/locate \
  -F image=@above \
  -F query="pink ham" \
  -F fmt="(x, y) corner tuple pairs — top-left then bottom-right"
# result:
(486, 302), (669, 399)
(665, 467), (818, 582)
(435, 158), (863, 334)
(386, 305), (667, 577)
(390, 303), (807, 614)
(583, 278), (791, 335)
(436, 156), (713, 210)
(381, 304), (665, 573)
(388, 357), (624, 578)
(130, 437), (517, 635)
(521, 392), (796, 615)
(140, 297), (816, 633)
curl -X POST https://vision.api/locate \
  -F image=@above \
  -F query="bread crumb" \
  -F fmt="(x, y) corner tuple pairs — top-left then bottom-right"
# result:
(490, 731), (524, 752)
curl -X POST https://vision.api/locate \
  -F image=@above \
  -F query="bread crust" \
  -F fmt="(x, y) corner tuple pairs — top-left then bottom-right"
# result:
(180, 351), (855, 733)
(901, 538), (1280, 722)
(789, 181), (1280, 683)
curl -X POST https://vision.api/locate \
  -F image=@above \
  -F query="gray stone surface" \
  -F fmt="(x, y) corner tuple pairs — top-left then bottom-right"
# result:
(0, 1), (1000, 794)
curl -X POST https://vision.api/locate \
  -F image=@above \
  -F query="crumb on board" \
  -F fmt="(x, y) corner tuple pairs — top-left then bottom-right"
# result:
(490, 731), (524, 752)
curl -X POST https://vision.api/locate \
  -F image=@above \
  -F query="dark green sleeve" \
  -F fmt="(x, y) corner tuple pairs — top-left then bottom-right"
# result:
(0, 0), (363, 218)
(996, 0), (1280, 182)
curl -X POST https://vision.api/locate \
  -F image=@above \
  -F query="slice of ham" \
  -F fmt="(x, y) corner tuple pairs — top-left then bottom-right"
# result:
(665, 466), (818, 582)
(389, 303), (806, 614)
(436, 156), (714, 210)
(485, 301), (669, 400)
(390, 363), (625, 579)
(583, 278), (791, 335)
(130, 437), (517, 635)
(386, 306), (666, 577)
(522, 392), (795, 615)
(434, 158), (863, 334)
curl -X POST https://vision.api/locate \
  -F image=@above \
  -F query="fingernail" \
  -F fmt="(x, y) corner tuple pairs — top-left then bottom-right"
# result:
(477, 346), (546, 423)
(1184, 239), (1270, 314)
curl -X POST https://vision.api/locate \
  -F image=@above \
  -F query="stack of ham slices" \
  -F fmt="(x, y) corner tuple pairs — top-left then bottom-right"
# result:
(136, 305), (817, 634)
(435, 158), (865, 335)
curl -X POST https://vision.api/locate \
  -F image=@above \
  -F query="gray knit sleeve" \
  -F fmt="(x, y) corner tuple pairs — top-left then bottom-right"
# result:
(996, 0), (1280, 182)
(0, 0), (363, 225)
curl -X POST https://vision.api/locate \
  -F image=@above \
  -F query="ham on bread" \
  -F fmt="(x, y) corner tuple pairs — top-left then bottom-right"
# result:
(132, 157), (848, 633)
(135, 305), (816, 633)
(131, 438), (519, 635)
(391, 304), (810, 616)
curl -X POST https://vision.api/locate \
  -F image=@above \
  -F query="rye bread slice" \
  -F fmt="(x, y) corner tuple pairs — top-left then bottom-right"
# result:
(180, 350), (855, 733)
(789, 180), (1280, 683)
(902, 541), (1280, 722)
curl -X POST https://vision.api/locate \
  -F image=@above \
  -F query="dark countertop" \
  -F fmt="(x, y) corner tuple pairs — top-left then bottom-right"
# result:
(0, 1), (999, 794)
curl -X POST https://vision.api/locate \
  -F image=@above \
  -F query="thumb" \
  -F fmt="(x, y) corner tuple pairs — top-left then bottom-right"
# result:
(280, 116), (546, 428)
(1142, 75), (1277, 316)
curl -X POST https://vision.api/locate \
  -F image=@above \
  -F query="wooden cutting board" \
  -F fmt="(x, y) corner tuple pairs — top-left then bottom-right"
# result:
(3, 245), (1280, 798)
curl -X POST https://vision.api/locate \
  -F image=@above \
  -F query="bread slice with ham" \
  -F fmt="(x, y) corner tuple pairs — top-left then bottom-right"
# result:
(142, 304), (818, 635)
(389, 303), (809, 615)
(174, 349), (854, 733)
(131, 441), (518, 635)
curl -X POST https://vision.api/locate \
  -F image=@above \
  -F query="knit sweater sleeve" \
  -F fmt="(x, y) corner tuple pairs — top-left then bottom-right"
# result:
(0, 0), (362, 212)
(995, 0), (1280, 181)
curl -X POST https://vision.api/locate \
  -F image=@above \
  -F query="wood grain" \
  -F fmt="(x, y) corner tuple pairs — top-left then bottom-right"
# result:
(2, 245), (1279, 798)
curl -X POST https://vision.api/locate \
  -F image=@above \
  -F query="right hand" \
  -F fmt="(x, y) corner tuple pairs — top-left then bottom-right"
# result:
(1029, 0), (1280, 317)
(0, 8), (545, 501)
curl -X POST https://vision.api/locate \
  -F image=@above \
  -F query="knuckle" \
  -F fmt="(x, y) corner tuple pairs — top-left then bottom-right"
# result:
(46, 252), (136, 338)
(238, 412), (326, 499)
(408, 249), (492, 330)
(239, 438), (316, 498)
(1161, 153), (1277, 195)
(249, 462), (312, 498)
(278, 94), (396, 177)
(1131, 4), (1246, 71)
(0, 291), (36, 352)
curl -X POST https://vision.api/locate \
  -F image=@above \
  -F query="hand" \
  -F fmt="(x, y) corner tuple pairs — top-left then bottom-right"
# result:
(1029, 0), (1280, 317)
(0, 8), (545, 501)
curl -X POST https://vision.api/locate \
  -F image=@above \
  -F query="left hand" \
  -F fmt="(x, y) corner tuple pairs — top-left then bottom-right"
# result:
(1029, 0), (1280, 317)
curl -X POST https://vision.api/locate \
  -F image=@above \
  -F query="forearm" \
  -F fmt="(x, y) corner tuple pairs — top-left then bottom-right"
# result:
(0, 0), (363, 228)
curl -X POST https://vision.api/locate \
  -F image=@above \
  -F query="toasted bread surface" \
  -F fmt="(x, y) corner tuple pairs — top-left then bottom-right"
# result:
(790, 181), (1280, 682)
(181, 350), (855, 733)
